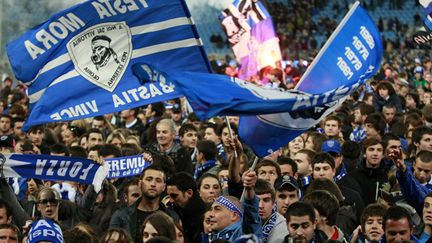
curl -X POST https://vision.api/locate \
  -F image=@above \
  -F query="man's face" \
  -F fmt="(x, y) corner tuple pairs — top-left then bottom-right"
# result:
(384, 218), (412, 243)
(120, 110), (132, 122)
(125, 184), (142, 207)
(324, 120), (340, 137)
(280, 164), (294, 177)
(354, 109), (363, 124)
(0, 228), (18, 243)
(423, 197), (432, 225)
(312, 163), (335, 181)
(28, 130), (43, 146)
(180, 130), (198, 149)
(156, 123), (175, 147)
(364, 123), (379, 139)
(0, 208), (11, 225)
(385, 140), (402, 159)
(294, 152), (311, 177)
(221, 127), (233, 147)
(204, 128), (220, 144)
(413, 157), (432, 184)
(417, 134), (432, 152)
(141, 169), (165, 200)
(364, 143), (384, 168)
(0, 118), (10, 133)
(257, 165), (278, 185)
(92, 120), (105, 131)
(88, 132), (104, 149)
(12, 121), (25, 139)
(364, 216), (384, 242)
(276, 189), (298, 215)
(257, 193), (274, 221)
(287, 215), (316, 243)
(383, 107), (396, 124)
(209, 202), (238, 232)
(167, 185), (190, 208)
(199, 177), (221, 204)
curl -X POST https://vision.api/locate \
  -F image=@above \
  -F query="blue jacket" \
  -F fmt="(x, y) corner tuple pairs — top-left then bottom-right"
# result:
(396, 166), (432, 214)
(208, 196), (262, 242)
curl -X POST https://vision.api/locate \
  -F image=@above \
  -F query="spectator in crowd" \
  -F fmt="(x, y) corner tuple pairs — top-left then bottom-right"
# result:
(383, 205), (417, 242)
(197, 173), (222, 204)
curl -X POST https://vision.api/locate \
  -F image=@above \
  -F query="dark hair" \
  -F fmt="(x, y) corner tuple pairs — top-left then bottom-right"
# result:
(360, 204), (386, 231)
(341, 141), (361, 160)
(101, 228), (133, 243)
(142, 212), (177, 241)
(64, 227), (94, 243)
(197, 173), (221, 191)
(87, 128), (105, 141)
(377, 81), (396, 95)
(99, 144), (122, 158)
(356, 103), (376, 116)
(124, 178), (140, 195)
(304, 131), (328, 152)
(179, 124), (197, 137)
(50, 143), (69, 156)
(286, 201), (316, 223)
(277, 156), (298, 175)
(311, 152), (336, 169)
(305, 178), (344, 204)
(167, 172), (197, 194)
(254, 179), (275, 202)
(303, 190), (339, 226)
(218, 122), (238, 136)
(383, 205), (413, 229)
(416, 150), (432, 163)
(140, 164), (166, 182)
(0, 224), (21, 242)
(256, 159), (282, 177)
(324, 115), (341, 127)
(382, 133), (400, 150)
(363, 138), (384, 154)
(122, 143), (143, 156)
(196, 140), (217, 161)
(296, 149), (316, 164)
(151, 102), (166, 118)
(412, 126), (432, 146)
(364, 113), (386, 136)
(69, 146), (88, 158)
(0, 199), (12, 220)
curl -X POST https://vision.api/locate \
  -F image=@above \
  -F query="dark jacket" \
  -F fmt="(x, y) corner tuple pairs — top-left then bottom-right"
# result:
(109, 197), (178, 243)
(373, 92), (403, 112)
(173, 194), (207, 243)
(350, 159), (389, 206)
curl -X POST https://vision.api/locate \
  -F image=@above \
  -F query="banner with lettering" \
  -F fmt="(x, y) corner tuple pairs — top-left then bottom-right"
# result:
(104, 154), (149, 179)
(239, 2), (383, 156)
(6, 0), (211, 131)
(0, 153), (108, 193)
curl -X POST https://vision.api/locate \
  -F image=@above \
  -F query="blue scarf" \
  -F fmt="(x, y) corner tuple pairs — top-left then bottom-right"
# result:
(262, 203), (278, 242)
(194, 159), (217, 180)
(334, 164), (347, 182)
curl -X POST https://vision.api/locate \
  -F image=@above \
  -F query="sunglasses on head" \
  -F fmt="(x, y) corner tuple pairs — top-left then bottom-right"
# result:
(38, 198), (58, 205)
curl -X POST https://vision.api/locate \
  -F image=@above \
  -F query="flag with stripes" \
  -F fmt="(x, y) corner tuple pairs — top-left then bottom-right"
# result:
(220, 0), (282, 79)
(420, 0), (432, 30)
(6, 0), (211, 131)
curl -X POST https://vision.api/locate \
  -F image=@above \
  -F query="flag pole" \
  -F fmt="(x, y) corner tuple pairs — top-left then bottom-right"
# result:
(240, 156), (259, 202)
(225, 116), (238, 158)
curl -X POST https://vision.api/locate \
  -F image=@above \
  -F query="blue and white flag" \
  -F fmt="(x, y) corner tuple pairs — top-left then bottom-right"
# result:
(0, 153), (108, 192)
(239, 2), (383, 157)
(6, 0), (211, 131)
(105, 154), (149, 179)
(133, 63), (361, 119)
(420, 0), (432, 30)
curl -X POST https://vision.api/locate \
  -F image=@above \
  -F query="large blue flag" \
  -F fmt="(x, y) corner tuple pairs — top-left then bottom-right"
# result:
(6, 0), (211, 131)
(420, 0), (432, 30)
(133, 63), (362, 119)
(239, 2), (383, 157)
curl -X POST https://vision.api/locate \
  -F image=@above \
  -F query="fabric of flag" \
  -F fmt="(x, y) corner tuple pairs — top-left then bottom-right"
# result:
(419, 0), (432, 31)
(133, 63), (358, 119)
(220, 0), (282, 79)
(6, 0), (211, 131)
(239, 2), (383, 157)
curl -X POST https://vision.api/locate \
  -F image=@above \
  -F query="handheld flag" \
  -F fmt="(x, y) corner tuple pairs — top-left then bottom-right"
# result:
(220, 0), (281, 79)
(105, 154), (149, 179)
(239, 2), (383, 157)
(6, 0), (211, 131)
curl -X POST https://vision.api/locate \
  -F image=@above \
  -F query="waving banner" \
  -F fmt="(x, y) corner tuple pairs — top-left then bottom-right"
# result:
(0, 153), (108, 192)
(105, 154), (149, 179)
(6, 0), (211, 131)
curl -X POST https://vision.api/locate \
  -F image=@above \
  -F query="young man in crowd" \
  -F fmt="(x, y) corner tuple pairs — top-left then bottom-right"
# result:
(274, 175), (299, 215)
(383, 205), (417, 243)
(179, 123), (199, 162)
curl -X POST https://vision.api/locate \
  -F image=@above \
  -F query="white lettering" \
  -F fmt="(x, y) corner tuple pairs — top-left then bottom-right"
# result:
(47, 160), (58, 176)
(79, 164), (94, 180)
(25, 41), (46, 60)
(35, 159), (47, 175)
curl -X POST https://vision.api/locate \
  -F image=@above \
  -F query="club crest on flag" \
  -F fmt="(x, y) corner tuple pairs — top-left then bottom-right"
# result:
(67, 22), (132, 92)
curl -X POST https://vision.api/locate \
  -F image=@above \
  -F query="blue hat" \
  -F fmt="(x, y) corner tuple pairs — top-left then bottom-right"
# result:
(415, 66), (424, 74)
(26, 218), (63, 243)
(321, 139), (341, 154)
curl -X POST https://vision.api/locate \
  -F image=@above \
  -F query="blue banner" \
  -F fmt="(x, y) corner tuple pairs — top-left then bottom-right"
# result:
(105, 154), (149, 179)
(239, 2), (383, 157)
(6, 0), (211, 131)
(420, 0), (432, 30)
(133, 63), (363, 119)
(1, 153), (108, 192)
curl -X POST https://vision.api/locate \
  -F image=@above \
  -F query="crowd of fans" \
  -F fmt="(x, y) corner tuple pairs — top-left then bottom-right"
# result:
(1, 0), (432, 243)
